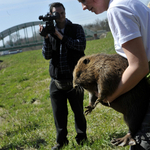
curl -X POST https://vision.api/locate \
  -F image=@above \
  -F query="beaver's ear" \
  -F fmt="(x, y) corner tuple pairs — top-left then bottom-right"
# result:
(83, 58), (90, 64)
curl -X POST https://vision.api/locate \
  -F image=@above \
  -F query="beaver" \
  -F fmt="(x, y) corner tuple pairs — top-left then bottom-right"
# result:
(73, 53), (150, 147)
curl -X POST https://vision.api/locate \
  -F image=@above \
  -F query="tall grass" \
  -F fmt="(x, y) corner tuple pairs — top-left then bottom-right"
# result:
(0, 32), (130, 149)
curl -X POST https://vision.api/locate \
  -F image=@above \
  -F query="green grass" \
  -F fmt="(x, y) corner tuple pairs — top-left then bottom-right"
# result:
(0, 32), (131, 149)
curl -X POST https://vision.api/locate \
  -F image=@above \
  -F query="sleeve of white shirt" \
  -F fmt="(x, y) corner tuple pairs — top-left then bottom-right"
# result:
(107, 6), (141, 45)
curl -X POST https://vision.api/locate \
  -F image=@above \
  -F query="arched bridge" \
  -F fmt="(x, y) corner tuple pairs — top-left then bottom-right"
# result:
(0, 21), (106, 52)
(0, 21), (44, 52)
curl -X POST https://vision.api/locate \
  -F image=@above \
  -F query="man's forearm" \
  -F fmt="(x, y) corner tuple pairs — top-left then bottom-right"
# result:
(42, 37), (52, 60)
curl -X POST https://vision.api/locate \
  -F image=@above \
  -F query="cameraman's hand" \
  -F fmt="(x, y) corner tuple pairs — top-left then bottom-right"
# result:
(39, 24), (43, 32)
(39, 24), (48, 39)
(54, 29), (63, 40)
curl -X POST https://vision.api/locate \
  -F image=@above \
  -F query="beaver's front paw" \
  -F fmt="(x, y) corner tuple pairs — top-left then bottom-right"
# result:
(111, 133), (136, 147)
(84, 105), (95, 115)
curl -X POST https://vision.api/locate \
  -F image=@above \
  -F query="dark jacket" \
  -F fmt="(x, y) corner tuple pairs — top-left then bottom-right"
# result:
(42, 19), (86, 80)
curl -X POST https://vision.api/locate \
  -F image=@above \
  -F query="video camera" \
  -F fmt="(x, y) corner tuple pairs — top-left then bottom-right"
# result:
(39, 12), (60, 36)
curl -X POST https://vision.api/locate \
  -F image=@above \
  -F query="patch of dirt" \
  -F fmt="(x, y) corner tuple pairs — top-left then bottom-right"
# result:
(33, 100), (41, 105)
(31, 98), (41, 105)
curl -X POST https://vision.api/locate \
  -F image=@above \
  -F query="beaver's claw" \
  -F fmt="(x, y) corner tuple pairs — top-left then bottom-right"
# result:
(111, 133), (136, 147)
(93, 99), (100, 107)
(85, 105), (95, 115)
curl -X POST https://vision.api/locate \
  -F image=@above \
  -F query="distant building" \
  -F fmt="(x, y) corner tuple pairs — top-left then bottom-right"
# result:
(83, 28), (106, 40)
(148, 2), (150, 8)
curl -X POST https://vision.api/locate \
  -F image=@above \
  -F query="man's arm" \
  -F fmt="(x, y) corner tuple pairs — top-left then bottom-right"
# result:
(39, 24), (53, 60)
(42, 37), (53, 60)
(103, 37), (149, 103)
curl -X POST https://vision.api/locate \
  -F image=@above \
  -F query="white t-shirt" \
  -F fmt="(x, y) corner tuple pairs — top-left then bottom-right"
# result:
(107, 0), (150, 61)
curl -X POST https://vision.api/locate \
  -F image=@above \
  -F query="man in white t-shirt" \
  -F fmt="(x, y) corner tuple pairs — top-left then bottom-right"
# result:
(77, 0), (150, 149)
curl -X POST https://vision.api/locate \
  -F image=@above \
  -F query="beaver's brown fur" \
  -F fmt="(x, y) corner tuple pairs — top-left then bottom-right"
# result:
(73, 53), (150, 147)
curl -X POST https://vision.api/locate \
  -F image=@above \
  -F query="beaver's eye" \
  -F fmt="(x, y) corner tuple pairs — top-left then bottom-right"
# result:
(83, 58), (90, 64)
(77, 71), (82, 78)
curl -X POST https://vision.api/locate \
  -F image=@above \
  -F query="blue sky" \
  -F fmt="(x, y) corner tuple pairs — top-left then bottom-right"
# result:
(0, 0), (149, 32)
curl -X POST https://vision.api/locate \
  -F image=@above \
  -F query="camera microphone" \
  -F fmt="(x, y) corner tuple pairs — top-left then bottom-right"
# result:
(39, 16), (44, 20)
(38, 12), (60, 21)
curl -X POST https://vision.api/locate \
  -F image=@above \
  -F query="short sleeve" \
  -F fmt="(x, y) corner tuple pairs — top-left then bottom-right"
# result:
(107, 6), (141, 45)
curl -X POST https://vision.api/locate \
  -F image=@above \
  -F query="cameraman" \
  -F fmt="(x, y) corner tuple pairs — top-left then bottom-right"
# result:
(39, 2), (87, 150)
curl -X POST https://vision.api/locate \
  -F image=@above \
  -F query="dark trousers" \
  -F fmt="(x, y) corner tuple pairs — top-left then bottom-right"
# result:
(130, 102), (150, 150)
(50, 79), (87, 145)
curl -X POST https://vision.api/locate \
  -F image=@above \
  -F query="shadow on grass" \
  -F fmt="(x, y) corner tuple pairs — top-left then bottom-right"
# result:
(0, 138), (47, 150)
(0, 105), (5, 108)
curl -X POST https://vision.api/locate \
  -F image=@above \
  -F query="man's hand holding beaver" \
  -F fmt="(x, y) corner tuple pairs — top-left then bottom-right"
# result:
(102, 95), (114, 106)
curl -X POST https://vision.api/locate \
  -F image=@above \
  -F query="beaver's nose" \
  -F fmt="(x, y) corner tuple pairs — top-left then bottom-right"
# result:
(73, 84), (78, 89)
